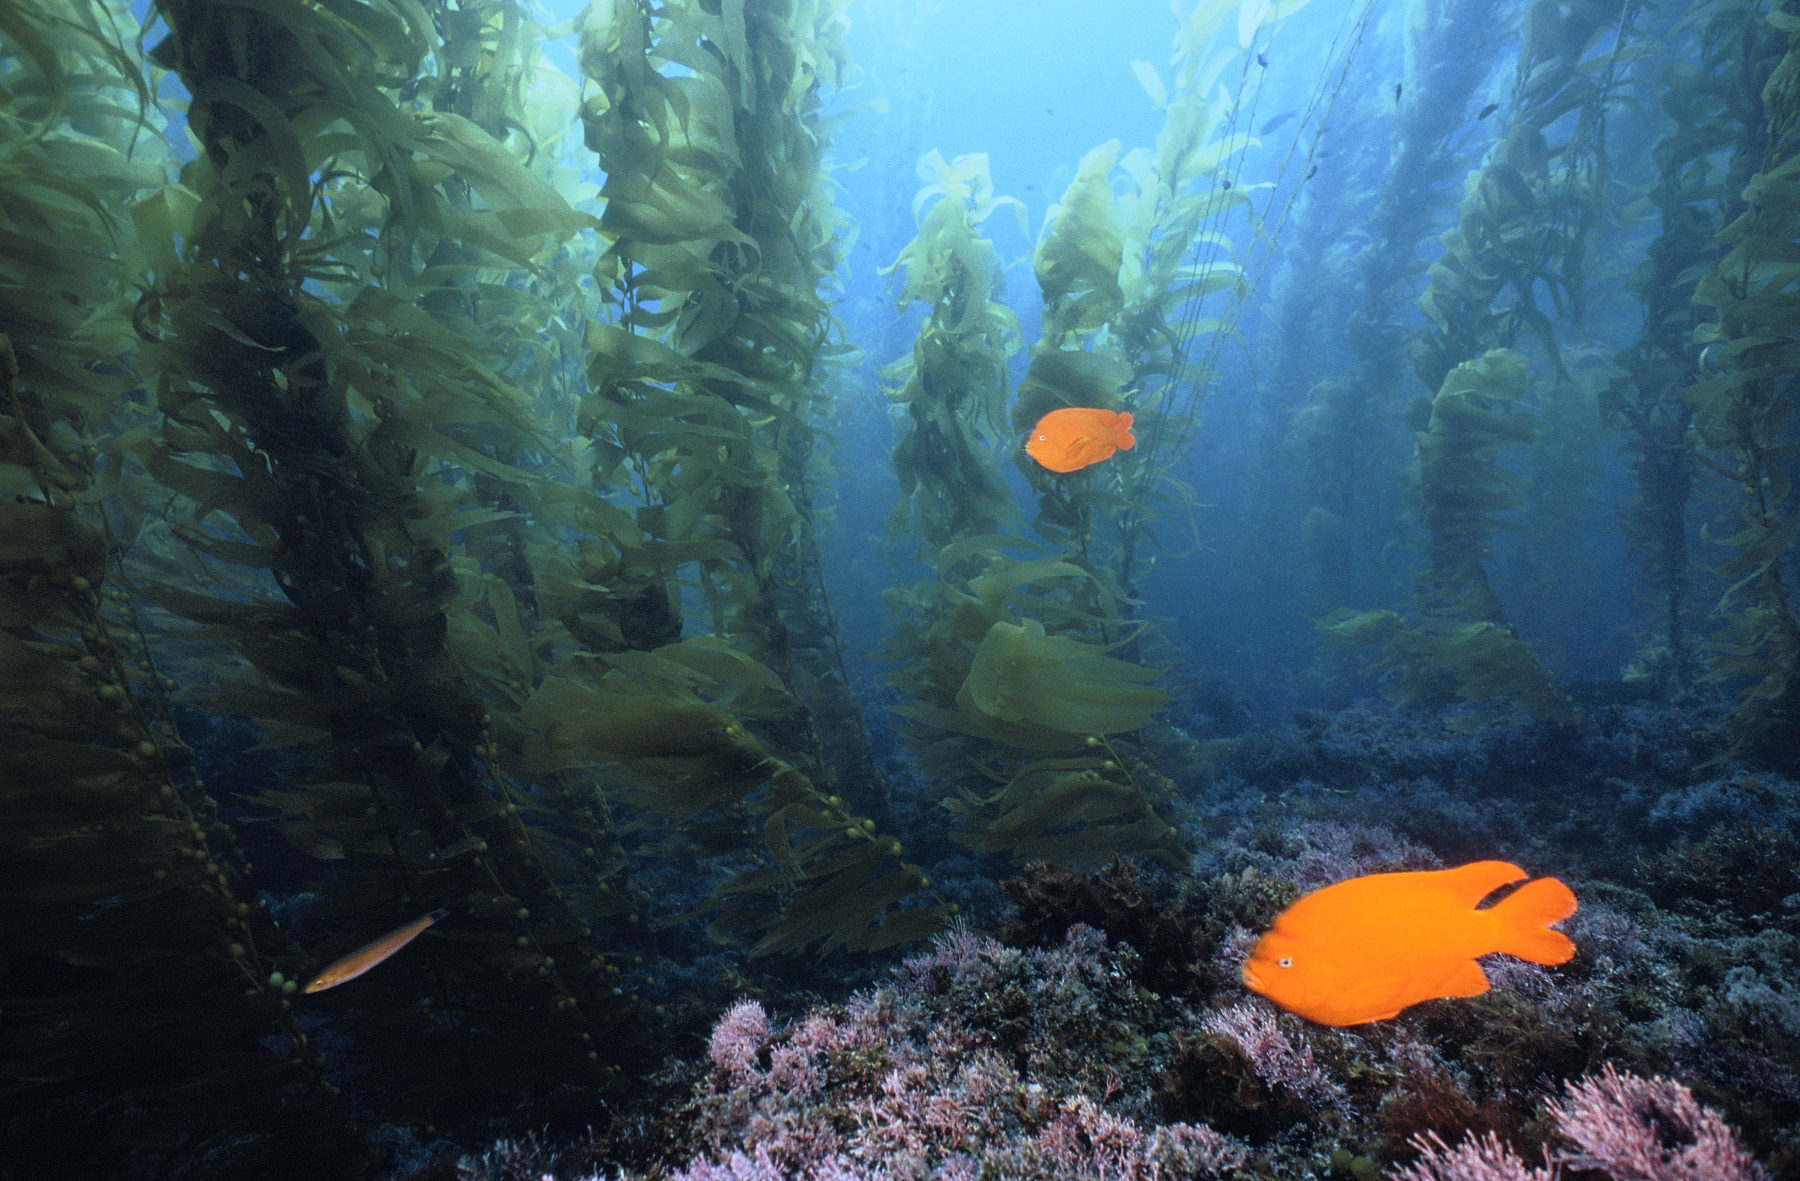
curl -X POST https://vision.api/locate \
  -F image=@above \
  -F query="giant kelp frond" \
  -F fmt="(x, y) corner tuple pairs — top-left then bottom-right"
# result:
(892, 149), (1027, 314)
(1021, 0), (1261, 611)
(1035, 139), (1127, 343)
(1289, 0), (1513, 617)
(0, 2), (160, 439)
(1319, 609), (1584, 732)
(1, 342), (353, 1173)
(1325, 0), (1644, 734)
(964, 619), (1165, 735)
(1324, 352), (1582, 730)
(873, 5), (1262, 871)
(882, 543), (1184, 869)
(1414, 350), (1541, 614)
(1410, 0), (1641, 391)
(1687, 15), (1800, 766)
(519, 640), (950, 958)
(884, 150), (1023, 555)
(903, 576), (1179, 869)
(576, 0), (926, 955)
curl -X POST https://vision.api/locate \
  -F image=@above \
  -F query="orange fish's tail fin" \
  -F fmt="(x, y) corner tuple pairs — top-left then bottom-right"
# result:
(1115, 411), (1137, 449)
(1489, 876), (1577, 964)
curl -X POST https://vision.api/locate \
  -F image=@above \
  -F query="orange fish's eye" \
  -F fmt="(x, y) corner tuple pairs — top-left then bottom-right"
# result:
(1278, 957), (1293, 969)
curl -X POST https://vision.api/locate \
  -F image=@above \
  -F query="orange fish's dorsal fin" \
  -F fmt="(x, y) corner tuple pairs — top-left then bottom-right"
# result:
(1487, 876), (1578, 965)
(1436, 860), (1528, 907)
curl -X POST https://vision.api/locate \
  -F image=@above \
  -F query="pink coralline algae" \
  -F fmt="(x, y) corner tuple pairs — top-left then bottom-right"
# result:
(655, 926), (1248, 1181)
(851, 1053), (1014, 1163)
(1394, 1064), (1767, 1181)
(1199, 1001), (1349, 1111)
(710, 999), (775, 1086)
(1394, 1131), (1557, 1181)
(1034, 1096), (1247, 1181)
(1209, 923), (1258, 993)
(1552, 1063), (1767, 1181)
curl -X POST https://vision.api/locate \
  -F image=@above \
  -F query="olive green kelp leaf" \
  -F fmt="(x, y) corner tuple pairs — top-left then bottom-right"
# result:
(1318, 608), (1583, 731)
(963, 618), (1166, 735)
(519, 638), (951, 956)
(883, 150), (1024, 553)
(1012, 346), (1134, 436)
(1415, 348), (1539, 567)
(1034, 138), (1126, 341)
(941, 758), (1182, 870)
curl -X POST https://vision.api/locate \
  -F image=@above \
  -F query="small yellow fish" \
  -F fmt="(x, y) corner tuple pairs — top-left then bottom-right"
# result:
(1241, 861), (1576, 1025)
(1025, 407), (1137, 474)
(303, 907), (449, 994)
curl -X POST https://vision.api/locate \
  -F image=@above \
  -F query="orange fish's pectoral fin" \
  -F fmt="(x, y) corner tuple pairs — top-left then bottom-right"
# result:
(1437, 860), (1528, 906)
(1488, 875), (1578, 965)
(1328, 974), (1412, 1025)
(1439, 957), (1492, 999)
(1026, 436), (1082, 474)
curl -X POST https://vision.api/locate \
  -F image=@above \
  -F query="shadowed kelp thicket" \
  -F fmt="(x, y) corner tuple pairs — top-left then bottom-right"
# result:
(3, 0), (940, 1173)
(2, 0), (1800, 1175)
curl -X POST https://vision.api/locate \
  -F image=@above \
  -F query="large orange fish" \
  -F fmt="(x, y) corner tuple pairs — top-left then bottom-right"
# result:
(1025, 407), (1137, 473)
(1241, 861), (1576, 1025)
(304, 907), (449, 994)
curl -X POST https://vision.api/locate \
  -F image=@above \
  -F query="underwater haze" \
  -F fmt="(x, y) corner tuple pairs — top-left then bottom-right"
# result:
(3, 0), (1800, 1178)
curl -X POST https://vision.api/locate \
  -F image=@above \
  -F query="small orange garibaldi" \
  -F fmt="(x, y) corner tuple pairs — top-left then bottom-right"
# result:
(1241, 861), (1577, 1025)
(1025, 407), (1137, 474)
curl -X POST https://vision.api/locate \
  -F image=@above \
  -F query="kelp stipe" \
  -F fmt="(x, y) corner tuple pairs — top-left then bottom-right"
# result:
(0, 3), (361, 1172)
(1287, 0), (1513, 616)
(130, 0), (664, 1127)
(1322, 351), (1583, 729)
(1604, 0), (1784, 701)
(1687, 16), (1800, 767)
(575, 0), (949, 955)
(1328, 0), (1647, 730)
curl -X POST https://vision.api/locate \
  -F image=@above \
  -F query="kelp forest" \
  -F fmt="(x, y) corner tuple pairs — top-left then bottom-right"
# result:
(2, 0), (1799, 1177)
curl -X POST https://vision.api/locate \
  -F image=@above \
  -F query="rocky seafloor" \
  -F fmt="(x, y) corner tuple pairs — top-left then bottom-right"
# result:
(373, 695), (1800, 1181)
